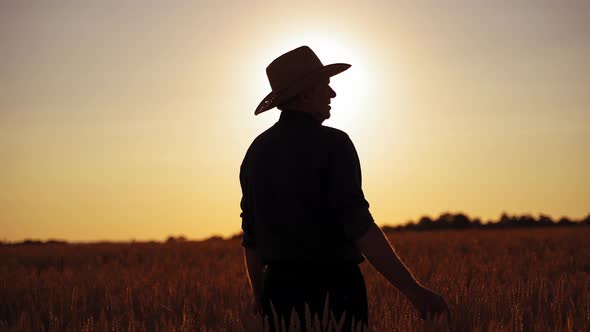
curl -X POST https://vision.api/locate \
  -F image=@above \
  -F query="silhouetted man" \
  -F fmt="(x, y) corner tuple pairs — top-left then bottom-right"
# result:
(240, 46), (448, 331)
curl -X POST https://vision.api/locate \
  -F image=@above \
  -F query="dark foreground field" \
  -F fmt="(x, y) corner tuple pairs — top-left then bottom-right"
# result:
(1, 228), (589, 331)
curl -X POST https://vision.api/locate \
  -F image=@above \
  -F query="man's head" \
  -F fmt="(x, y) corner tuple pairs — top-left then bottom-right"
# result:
(255, 46), (349, 117)
(277, 77), (336, 123)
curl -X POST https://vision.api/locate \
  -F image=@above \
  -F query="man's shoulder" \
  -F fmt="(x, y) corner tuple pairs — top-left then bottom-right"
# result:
(247, 122), (349, 142)
(249, 124), (276, 147)
(243, 123), (352, 159)
(319, 125), (351, 144)
(242, 124), (277, 159)
(320, 124), (347, 136)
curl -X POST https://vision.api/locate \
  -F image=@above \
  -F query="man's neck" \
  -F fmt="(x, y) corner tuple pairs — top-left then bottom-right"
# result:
(280, 109), (324, 124)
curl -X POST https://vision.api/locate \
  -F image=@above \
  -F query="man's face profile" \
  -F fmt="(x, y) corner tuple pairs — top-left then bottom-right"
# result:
(304, 78), (336, 123)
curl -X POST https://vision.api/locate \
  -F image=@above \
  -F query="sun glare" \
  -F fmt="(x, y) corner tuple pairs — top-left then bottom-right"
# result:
(310, 42), (372, 130)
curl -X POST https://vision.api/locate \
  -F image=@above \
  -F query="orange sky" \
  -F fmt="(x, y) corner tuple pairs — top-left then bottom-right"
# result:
(1, 1), (589, 242)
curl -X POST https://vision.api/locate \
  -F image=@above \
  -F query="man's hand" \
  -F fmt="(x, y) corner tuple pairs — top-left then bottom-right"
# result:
(406, 286), (449, 320)
(355, 224), (450, 321)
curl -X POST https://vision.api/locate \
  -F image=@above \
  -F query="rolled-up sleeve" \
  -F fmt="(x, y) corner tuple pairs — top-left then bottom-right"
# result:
(329, 134), (374, 241)
(239, 160), (256, 248)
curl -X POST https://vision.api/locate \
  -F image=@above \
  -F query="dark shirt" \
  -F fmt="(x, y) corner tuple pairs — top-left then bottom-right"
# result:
(239, 110), (374, 264)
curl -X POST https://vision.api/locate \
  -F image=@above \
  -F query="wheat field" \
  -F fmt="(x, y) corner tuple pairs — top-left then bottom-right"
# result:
(1, 228), (589, 331)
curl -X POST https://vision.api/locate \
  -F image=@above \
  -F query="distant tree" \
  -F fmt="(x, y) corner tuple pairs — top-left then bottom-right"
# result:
(46, 239), (68, 245)
(472, 218), (482, 227)
(437, 213), (454, 228)
(538, 214), (554, 226)
(417, 216), (433, 230)
(557, 217), (573, 226)
(166, 235), (187, 243)
(451, 213), (471, 229)
(405, 221), (417, 231)
(231, 232), (243, 240)
(499, 212), (512, 227)
(517, 214), (536, 227)
(22, 239), (43, 245)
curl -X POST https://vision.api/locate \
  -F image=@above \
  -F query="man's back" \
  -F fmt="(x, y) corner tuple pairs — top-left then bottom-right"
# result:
(240, 111), (374, 264)
(241, 46), (449, 330)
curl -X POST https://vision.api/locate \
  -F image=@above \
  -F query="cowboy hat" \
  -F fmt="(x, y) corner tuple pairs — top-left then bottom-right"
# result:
(255, 46), (351, 115)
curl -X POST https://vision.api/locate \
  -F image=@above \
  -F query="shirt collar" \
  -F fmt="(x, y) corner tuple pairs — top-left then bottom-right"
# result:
(278, 110), (321, 127)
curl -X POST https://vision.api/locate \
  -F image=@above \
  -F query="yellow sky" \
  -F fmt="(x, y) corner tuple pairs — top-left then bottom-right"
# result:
(1, 1), (589, 241)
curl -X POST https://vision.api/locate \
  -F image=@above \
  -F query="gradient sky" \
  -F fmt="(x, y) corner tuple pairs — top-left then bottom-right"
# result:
(1, 0), (588, 242)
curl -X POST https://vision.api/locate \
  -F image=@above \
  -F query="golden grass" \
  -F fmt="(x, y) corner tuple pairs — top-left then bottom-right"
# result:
(0, 228), (588, 331)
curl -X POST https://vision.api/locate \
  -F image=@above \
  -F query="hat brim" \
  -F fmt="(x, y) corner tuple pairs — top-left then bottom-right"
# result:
(254, 63), (351, 115)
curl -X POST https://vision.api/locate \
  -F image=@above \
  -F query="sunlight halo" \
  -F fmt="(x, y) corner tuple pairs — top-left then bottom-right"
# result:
(250, 29), (376, 132)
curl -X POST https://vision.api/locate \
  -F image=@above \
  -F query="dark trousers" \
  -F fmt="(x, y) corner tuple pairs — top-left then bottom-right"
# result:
(260, 261), (368, 332)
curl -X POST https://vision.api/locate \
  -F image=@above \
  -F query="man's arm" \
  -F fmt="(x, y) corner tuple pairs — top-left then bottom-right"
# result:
(329, 134), (447, 318)
(355, 222), (449, 319)
(355, 222), (421, 294)
(244, 247), (264, 313)
(240, 153), (264, 314)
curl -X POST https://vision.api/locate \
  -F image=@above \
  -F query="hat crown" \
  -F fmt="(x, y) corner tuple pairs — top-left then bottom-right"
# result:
(266, 46), (324, 92)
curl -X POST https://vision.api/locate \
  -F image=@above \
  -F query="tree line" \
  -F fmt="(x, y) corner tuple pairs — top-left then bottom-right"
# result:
(382, 212), (590, 232)
(5, 212), (589, 245)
